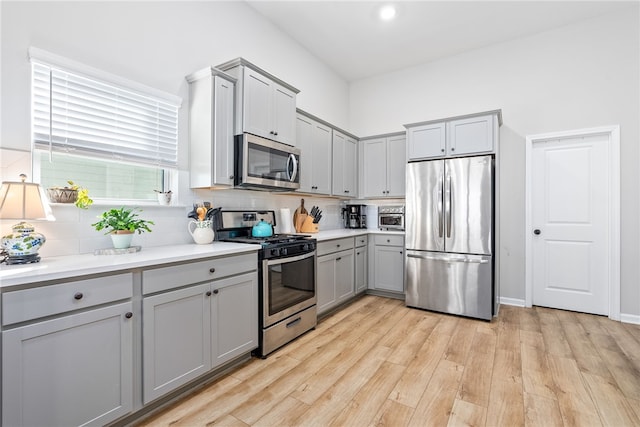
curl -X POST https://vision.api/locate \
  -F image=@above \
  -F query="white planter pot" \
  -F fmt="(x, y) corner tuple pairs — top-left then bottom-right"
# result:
(110, 232), (134, 249)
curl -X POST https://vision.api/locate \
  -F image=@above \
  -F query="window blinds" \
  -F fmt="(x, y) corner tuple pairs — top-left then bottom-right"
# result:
(32, 59), (180, 168)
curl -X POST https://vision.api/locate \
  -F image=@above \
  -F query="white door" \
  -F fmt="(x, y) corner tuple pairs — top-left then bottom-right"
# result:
(531, 134), (610, 315)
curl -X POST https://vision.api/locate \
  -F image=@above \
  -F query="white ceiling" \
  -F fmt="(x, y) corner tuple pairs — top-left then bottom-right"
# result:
(246, 1), (635, 82)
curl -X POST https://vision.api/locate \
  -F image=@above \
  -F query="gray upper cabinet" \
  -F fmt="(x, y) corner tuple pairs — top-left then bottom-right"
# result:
(361, 133), (406, 198)
(406, 111), (501, 160)
(332, 130), (357, 197)
(187, 67), (236, 188)
(217, 58), (299, 147)
(296, 113), (332, 194)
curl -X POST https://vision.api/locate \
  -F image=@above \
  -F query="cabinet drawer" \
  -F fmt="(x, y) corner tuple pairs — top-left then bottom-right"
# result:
(3, 273), (133, 325)
(354, 235), (368, 248)
(317, 237), (355, 257)
(374, 234), (404, 247)
(142, 253), (257, 295)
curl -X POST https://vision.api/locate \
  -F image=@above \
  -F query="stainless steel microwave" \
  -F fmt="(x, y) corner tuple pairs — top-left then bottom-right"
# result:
(234, 133), (300, 191)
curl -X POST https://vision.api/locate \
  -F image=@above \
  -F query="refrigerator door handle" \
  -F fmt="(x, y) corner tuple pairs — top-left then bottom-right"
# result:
(445, 173), (452, 238)
(407, 253), (489, 264)
(437, 177), (444, 237)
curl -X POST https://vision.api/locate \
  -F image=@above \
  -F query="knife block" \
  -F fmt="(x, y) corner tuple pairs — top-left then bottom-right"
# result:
(300, 216), (319, 233)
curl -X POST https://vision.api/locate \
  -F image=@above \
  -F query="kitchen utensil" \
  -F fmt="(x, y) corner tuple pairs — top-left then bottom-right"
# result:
(252, 219), (273, 237)
(300, 215), (318, 233)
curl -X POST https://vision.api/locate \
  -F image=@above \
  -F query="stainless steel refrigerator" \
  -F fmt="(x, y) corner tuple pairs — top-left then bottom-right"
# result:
(405, 155), (495, 320)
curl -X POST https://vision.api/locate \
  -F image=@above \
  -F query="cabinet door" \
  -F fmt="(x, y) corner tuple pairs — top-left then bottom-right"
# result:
(312, 121), (332, 194)
(296, 115), (314, 193)
(407, 123), (446, 160)
(374, 245), (405, 292)
(335, 249), (355, 305)
(272, 84), (297, 146)
(243, 68), (272, 139)
(214, 75), (235, 186)
(317, 254), (337, 314)
(448, 114), (494, 155)
(331, 131), (346, 196)
(143, 284), (211, 404)
(344, 136), (357, 197)
(3, 303), (133, 427)
(361, 138), (387, 197)
(211, 272), (258, 366)
(386, 135), (406, 197)
(355, 247), (367, 294)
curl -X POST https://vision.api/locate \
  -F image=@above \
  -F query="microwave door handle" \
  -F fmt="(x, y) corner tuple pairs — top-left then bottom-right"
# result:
(287, 154), (298, 182)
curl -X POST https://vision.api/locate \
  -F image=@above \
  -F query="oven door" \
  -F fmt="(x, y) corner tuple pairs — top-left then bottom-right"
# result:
(262, 251), (316, 328)
(379, 214), (404, 230)
(236, 133), (300, 190)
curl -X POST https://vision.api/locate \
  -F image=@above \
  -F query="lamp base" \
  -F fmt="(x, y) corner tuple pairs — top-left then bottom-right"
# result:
(5, 254), (41, 265)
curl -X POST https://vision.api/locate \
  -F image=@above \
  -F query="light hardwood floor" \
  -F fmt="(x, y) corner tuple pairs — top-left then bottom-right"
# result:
(139, 295), (640, 427)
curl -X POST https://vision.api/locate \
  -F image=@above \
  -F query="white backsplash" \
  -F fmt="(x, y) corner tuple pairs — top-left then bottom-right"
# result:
(0, 188), (354, 257)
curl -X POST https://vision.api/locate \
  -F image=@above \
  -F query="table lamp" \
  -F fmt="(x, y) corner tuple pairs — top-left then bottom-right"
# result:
(0, 174), (55, 264)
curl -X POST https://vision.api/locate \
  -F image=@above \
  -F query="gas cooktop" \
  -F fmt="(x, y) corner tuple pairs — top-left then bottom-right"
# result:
(223, 234), (311, 245)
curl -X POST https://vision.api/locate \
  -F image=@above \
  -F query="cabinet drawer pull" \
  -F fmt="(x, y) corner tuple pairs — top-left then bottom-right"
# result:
(74, 292), (83, 300)
(209, 267), (216, 273)
(336, 257), (342, 261)
(213, 289), (219, 294)
(125, 312), (133, 319)
(206, 291), (212, 296)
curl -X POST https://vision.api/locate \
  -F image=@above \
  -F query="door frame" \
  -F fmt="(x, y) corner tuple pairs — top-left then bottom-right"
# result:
(525, 125), (620, 320)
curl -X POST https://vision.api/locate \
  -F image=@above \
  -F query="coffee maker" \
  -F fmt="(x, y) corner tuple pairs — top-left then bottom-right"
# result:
(342, 204), (367, 229)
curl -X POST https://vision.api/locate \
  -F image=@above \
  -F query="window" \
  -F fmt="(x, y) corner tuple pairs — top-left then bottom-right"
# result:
(30, 47), (181, 201)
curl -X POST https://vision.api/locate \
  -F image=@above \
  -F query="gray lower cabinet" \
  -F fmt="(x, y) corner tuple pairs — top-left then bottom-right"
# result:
(3, 302), (134, 426)
(142, 271), (257, 404)
(355, 235), (368, 294)
(370, 235), (405, 293)
(317, 237), (356, 315)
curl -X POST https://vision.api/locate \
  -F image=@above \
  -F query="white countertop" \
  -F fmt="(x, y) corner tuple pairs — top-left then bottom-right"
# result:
(0, 229), (404, 289)
(0, 242), (259, 289)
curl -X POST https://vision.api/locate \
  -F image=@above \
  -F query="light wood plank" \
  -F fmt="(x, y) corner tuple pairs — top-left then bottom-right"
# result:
(443, 318), (478, 365)
(583, 371), (640, 426)
(486, 378), (525, 427)
(523, 392), (564, 427)
(457, 329), (496, 407)
(330, 361), (406, 426)
(447, 398), (486, 427)
(369, 399), (415, 427)
(521, 343), (558, 400)
(252, 396), (310, 427)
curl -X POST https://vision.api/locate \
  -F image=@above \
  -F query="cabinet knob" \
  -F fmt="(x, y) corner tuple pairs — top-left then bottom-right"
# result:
(441, 148), (445, 152)
(451, 147), (455, 151)
(213, 289), (219, 294)
(206, 291), (212, 296)
(125, 312), (133, 319)
(337, 244), (340, 248)
(387, 239), (391, 243)
(274, 131), (278, 136)
(229, 175), (234, 179)
(74, 292), (83, 300)
(336, 257), (342, 261)
(270, 131), (275, 135)
(209, 267), (216, 273)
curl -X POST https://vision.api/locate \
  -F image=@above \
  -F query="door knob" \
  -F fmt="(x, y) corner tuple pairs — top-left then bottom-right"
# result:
(533, 229), (541, 235)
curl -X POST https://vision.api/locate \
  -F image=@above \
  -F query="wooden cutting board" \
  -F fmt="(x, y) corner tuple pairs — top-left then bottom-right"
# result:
(293, 198), (308, 232)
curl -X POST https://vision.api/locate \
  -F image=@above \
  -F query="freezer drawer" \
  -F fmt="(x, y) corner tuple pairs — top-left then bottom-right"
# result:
(405, 250), (492, 320)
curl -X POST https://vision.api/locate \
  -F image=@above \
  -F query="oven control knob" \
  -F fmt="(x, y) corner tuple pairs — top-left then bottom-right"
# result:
(270, 248), (280, 257)
(281, 248), (288, 256)
(302, 244), (309, 251)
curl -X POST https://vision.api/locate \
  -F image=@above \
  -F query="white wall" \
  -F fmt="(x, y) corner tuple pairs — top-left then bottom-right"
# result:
(0, 1), (351, 255)
(349, 8), (640, 316)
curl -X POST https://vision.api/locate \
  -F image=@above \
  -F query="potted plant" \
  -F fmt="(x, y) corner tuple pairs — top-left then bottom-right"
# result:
(91, 207), (154, 249)
(47, 181), (93, 209)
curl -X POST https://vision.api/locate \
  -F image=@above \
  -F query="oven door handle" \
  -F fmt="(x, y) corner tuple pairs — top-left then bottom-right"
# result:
(264, 250), (316, 267)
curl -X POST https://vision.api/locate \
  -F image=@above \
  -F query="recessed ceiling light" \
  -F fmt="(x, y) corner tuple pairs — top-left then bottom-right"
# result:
(379, 4), (397, 21)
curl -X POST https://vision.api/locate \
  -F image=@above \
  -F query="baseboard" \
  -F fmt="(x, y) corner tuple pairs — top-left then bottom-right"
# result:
(620, 313), (640, 325)
(499, 297), (525, 307)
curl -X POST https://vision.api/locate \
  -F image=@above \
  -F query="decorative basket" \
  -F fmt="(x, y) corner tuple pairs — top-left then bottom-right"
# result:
(47, 188), (78, 204)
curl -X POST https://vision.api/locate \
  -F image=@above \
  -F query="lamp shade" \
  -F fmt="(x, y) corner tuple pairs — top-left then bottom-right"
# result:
(0, 174), (55, 221)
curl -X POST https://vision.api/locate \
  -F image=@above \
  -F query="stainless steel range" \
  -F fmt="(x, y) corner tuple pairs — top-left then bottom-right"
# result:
(212, 209), (317, 357)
